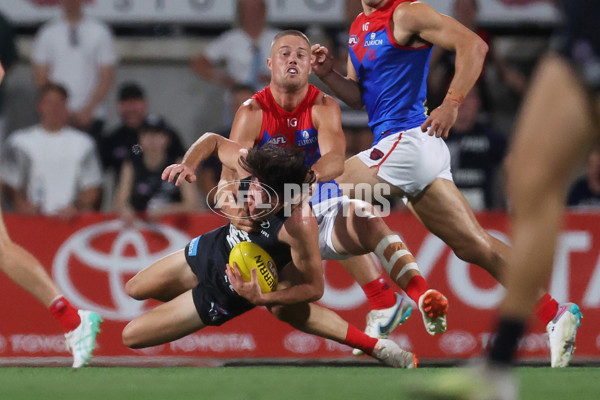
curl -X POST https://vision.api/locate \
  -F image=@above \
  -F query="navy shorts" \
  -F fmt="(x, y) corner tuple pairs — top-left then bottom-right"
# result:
(185, 232), (254, 326)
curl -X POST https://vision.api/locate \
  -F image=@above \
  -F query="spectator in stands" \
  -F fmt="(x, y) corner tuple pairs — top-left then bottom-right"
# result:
(197, 84), (255, 207)
(1, 83), (102, 218)
(189, 0), (280, 91)
(113, 116), (199, 225)
(31, 0), (117, 142)
(567, 146), (600, 208)
(101, 82), (186, 177)
(428, 0), (527, 111)
(0, 11), (18, 146)
(445, 87), (507, 210)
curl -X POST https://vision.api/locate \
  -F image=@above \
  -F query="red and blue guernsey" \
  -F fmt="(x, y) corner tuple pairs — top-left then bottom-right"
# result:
(252, 84), (339, 202)
(349, 0), (432, 145)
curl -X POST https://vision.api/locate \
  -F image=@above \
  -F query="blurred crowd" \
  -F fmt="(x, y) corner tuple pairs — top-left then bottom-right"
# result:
(0, 0), (596, 222)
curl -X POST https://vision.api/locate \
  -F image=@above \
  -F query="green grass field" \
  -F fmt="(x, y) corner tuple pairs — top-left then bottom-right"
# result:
(0, 366), (598, 400)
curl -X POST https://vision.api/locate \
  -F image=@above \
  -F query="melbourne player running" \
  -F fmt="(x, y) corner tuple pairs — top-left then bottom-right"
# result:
(311, 0), (581, 367)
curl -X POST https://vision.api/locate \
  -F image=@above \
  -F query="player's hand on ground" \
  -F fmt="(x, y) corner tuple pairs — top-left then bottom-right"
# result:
(420, 100), (459, 139)
(226, 263), (264, 305)
(162, 163), (197, 186)
(311, 44), (334, 78)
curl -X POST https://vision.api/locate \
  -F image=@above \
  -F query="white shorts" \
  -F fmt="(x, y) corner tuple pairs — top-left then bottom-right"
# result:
(356, 126), (453, 197)
(311, 195), (352, 261)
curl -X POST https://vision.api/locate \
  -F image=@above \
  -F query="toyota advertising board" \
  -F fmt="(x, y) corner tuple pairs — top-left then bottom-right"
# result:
(0, 211), (598, 363)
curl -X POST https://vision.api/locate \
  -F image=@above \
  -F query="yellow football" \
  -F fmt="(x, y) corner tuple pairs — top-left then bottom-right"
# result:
(229, 242), (278, 293)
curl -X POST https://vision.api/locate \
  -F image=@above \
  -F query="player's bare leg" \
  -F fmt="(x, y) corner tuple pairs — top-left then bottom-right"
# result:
(0, 209), (62, 306)
(411, 53), (597, 400)
(339, 135), (568, 341)
(499, 55), (592, 367)
(123, 290), (205, 348)
(409, 178), (508, 282)
(0, 206), (101, 368)
(125, 249), (198, 302)
(331, 199), (447, 338)
(269, 272), (417, 368)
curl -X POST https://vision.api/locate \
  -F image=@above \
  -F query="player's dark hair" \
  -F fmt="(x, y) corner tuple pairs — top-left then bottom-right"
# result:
(271, 30), (311, 49)
(240, 144), (315, 198)
(39, 82), (68, 100)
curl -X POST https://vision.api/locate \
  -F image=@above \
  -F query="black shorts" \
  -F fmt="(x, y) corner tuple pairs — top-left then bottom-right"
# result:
(185, 231), (254, 326)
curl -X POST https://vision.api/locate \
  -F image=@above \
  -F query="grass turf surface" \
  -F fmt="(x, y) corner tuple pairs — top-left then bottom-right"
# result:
(0, 366), (598, 400)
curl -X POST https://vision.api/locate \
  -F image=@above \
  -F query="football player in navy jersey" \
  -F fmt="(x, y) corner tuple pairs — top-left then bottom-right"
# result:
(122, 135), (417, 368)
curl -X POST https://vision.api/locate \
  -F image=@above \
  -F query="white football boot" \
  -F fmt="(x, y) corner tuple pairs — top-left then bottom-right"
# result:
(546, 302), (583, 367)
(65, 310), (103, 368)
(352, 293), (412, 356)
(372, 338), (418, 369)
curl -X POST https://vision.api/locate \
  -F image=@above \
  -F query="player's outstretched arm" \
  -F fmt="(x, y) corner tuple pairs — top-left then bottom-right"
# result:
(162, 133), (247, 186)
(311, 44), (364, 109)
(395, 2), (487, 138)
(218, 100), (264, 231)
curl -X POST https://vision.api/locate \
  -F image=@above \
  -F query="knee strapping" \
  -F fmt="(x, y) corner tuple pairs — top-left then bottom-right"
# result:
(374, 234), (419, 282)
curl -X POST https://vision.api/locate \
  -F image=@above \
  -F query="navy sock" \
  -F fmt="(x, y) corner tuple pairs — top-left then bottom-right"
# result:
(488, 317), (526, 366)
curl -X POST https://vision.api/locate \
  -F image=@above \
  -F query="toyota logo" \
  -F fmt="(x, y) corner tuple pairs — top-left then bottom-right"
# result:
(52, 220), (190, 321)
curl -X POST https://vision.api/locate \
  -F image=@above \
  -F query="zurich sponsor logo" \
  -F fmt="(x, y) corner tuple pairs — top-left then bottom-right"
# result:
(348, 35), (359, 46)
(364, 32), (383, 47)
(295, 129), (318, 146)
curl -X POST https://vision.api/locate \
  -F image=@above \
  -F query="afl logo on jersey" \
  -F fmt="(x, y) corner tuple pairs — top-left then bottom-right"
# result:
(348, 35), (359, 46)
(269, 135), (287, 146)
